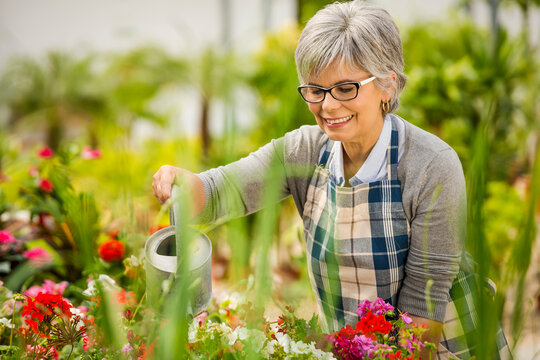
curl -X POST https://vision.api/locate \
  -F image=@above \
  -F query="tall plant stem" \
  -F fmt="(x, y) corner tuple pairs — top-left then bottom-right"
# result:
(9, 299), (16, 346)
(128, 291), (146, 329)
(66, 344), (74, 360)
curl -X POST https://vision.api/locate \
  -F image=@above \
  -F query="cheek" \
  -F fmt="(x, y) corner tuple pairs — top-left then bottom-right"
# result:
(307, 103), (319, 116)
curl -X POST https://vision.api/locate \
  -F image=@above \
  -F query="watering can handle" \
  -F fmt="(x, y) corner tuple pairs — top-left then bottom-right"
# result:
(169, 184), (181, 226)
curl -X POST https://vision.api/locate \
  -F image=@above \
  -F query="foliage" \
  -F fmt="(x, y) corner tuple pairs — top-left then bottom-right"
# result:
(0, 52), (109, 151)
(249, 25), (313, 144)
(399, 18), (535, 179)
(0, 280), (434, 360)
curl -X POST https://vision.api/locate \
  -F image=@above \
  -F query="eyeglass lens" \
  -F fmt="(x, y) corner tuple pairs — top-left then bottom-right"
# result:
(300, 83), (358, 102)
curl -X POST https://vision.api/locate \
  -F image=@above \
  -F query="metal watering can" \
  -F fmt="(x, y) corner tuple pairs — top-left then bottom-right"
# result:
(144, 185), (212, 315)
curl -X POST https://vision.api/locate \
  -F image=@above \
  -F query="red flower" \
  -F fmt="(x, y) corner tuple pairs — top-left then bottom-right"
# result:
(81, 146), (102, 160)
(38, 147), (54, 158)
(355, 311), (392, 338)
(21, 293), (73, 337)
(115, 288), (137, 307)
(149, 224), (167, 235)
(39, 178), (54, 192)
(139, 342), (154, 360)
(98, 239), (125, 262)
(108, 230), (121, 239)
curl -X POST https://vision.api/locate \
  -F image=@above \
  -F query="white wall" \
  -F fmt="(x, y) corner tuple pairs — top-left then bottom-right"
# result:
(0, 0), (537, 137)
(1, 0), (536, 70)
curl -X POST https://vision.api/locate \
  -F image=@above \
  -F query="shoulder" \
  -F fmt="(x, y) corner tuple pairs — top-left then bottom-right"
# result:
(397, 116), (462, 173)
(395, 116), (466, 221)
(396, 116), (465, 206)
(283, 125), (328, 165)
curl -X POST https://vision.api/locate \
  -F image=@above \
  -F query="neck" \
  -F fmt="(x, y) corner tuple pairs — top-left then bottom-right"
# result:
(342, 118), (384, 173)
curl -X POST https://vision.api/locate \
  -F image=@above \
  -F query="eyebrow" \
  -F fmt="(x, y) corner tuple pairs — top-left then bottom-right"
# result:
(306, 79), (357, 86)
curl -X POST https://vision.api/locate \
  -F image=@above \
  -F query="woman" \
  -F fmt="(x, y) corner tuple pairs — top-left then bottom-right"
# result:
(153, 1), (509, 358)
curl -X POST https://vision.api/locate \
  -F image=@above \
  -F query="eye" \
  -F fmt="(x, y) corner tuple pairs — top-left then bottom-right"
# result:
(307, 87), (324, 95)
(334, 84), (356, 95)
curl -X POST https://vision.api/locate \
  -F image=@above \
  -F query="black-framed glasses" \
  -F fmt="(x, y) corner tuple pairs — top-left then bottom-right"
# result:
(297, 76), (376, 103)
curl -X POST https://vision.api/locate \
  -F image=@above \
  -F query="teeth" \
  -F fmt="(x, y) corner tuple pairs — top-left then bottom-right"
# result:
(325, 115), (352, 124)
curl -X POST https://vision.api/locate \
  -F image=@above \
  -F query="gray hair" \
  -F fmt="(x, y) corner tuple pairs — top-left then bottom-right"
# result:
(295, 1), (407, 113)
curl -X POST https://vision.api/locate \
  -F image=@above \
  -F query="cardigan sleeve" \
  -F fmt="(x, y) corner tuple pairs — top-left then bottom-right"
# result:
(397, 148), (466, 322)
(195, 125), (324, 224)
(195, 136), (289, 224)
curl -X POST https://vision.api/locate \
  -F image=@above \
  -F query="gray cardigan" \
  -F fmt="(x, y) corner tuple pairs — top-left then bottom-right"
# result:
(197, 115), (466, 322)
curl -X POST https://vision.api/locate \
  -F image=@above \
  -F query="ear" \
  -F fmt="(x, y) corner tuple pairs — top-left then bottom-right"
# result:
(382, 71), (397, 102)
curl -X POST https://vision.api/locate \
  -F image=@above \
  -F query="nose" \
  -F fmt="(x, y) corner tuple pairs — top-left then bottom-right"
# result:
(321, 92), (341, 113)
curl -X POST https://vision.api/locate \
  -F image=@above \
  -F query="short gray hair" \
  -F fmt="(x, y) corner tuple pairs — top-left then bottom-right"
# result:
(295, 1), (407, 113)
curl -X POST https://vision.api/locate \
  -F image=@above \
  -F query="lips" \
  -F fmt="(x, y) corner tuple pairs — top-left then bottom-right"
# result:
(324, 115), (353, 126)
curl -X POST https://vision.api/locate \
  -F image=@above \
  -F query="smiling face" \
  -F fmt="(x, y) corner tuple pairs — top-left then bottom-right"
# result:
(306, 61), (388, 148)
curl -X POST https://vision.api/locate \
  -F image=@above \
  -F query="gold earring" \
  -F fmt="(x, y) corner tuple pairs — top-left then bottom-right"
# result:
(382, 101), (390, 113)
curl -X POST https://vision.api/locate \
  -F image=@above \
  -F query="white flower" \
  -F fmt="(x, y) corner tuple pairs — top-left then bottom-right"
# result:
(275, 332), (292, 353)
(188, 318), (202, 342)
(83, 274), (120, 296)
(262, 339), (278, 357)
(70, 307), (84, 318)
(127, 255), (140, 267)
(215, 290), (245, 311)
(0, 317), (14, 329)
(290, 340), (311, 354)
(69, 309), (86, 331)
(312, 347), (337, 360)
(227, 292), (244, 310)
(216, 322), (237, 345)
(233, 326), (250, 341)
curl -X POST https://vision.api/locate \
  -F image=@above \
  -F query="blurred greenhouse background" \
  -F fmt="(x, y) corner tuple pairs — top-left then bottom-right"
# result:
(0, 0), (539, 358)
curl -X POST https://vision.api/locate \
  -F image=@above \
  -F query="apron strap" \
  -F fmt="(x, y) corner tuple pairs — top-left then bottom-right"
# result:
(387, 117), (399, 181)
(318, 139), (336, 167)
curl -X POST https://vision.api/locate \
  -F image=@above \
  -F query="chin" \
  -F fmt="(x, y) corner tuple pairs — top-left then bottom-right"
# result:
(319, 125), (353, 143)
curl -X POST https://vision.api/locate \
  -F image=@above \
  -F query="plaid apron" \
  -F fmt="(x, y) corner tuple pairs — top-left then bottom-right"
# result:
(302, 119), (511, 359)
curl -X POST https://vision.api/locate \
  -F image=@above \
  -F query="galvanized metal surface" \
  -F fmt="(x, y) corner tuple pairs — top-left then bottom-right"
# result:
(145, 187), (212, 315)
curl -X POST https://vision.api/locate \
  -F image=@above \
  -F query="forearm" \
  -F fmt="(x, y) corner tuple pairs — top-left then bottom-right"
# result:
(196, 138), (290, 224)
(180, 170), (206, 218)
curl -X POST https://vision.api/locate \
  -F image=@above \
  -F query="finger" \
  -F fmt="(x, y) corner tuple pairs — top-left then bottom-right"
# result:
(161, 182), (172, 203)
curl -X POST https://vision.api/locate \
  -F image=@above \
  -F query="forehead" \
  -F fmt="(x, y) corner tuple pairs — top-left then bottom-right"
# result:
(308, 60), (369, 84)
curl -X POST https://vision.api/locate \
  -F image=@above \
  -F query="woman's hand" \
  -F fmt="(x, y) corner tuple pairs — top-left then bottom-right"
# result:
(409, 314), (443, 358)
(152, 165), (206, 217)
(152, 165), (182, 205)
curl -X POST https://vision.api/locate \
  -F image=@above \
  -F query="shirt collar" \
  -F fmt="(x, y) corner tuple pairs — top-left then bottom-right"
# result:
(328, 116), (392, 186)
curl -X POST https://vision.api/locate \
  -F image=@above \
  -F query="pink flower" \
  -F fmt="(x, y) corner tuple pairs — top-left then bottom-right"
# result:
(0, 230), (20, 255)
(2, 299), (17, 316)
(194, 311), (208, 326)
(77, 305), (89, 316)
(122, 343), (134, 354)
(23, 247), (53, 267)
(37, 147), (54, 158)
(28, 166), (39, 177)
(402, 313), (413, 325)
(82, 332), (90, 352)
(0, 230), (16, 244)
(356, 298), (395, 317)
(39, 178), (54, 192)
(82, 146), (102, 160)
(24, 279), (68, 298)
(353, 334), (378, 352)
